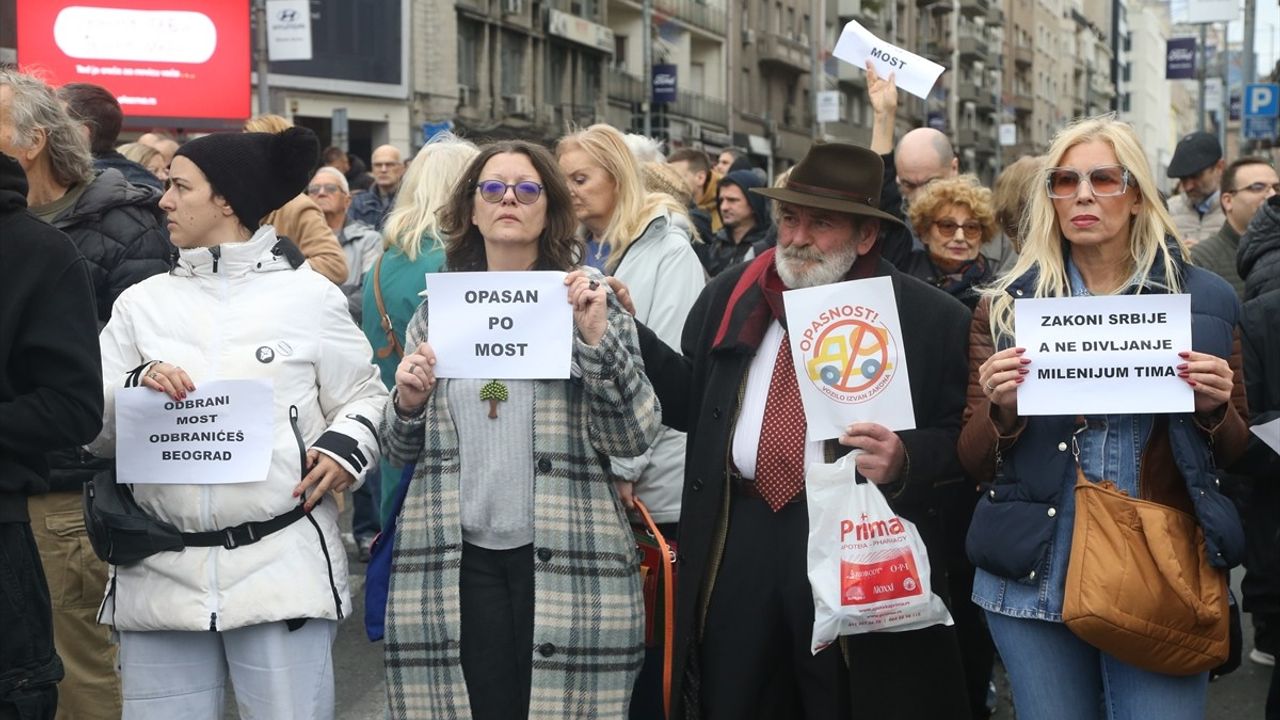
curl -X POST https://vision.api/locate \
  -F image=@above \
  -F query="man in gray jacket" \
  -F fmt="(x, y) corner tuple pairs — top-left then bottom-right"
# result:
(1167, 131), (1226, 248)
(1192, 156), (1278, 300)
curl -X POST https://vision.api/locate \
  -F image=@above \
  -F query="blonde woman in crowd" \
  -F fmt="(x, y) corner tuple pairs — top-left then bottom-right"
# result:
(959, 116), (1247, 720)
(361, 133), (479, 520)
(556, 124), (705, 717)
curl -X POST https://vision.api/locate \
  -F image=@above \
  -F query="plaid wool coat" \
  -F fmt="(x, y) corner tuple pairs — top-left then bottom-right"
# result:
(380, 282), (662, 718)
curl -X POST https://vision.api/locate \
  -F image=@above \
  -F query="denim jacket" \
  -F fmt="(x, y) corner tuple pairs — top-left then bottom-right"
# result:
(968, 252), (1246, 622)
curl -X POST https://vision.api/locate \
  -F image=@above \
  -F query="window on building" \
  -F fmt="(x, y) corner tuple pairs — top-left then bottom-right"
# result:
(741, 67), (751, 106)
(775, 2), (783, 33)
(583, 55), (601, 105)
(458, 20), (481, 95)
(691, 62), (706, 95)
(501, 32), (527, 97)
(547, 43), (567, 105)
(614, 35), (628, 70)
(787, 8), (796, 37)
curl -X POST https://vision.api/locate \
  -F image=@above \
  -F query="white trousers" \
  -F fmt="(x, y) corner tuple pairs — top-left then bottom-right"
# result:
(117, 619), (338, 720)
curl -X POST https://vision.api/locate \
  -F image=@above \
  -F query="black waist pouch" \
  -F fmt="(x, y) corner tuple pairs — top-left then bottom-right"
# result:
(84, 469), (313, 566)
(83, 470), (185, 566)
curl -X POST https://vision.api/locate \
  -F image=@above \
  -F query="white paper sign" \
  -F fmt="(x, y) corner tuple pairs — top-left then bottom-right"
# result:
(115, 379), (275, 485)
(426, 271), (574, 379)
(1251, 417), (1280, 456)
(999, 123), (1017, 147)
(1015, 294), (1194, 416)
(266, 0), (313, 61)
(832, 20), (946, 100)
(782, 276), (916, 441)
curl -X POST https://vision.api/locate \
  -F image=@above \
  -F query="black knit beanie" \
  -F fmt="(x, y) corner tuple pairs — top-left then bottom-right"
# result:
(175, 126), (319, 231)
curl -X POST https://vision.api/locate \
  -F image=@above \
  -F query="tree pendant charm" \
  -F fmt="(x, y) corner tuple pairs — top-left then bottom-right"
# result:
(480, 380), (508, 419)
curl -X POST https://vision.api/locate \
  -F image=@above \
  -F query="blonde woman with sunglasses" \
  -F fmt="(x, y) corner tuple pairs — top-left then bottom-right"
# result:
(956, 117), (1249, 720)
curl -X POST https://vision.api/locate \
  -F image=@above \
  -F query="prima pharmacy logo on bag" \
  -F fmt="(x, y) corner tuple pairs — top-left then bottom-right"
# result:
(839, 512), (922, 606)
(797, 303), (899, 404)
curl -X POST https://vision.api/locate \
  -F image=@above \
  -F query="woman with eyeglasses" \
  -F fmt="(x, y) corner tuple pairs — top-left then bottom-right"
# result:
(957, 117), (1248, 719)
(380, 140), (662, 720)
(905, 175), (998, 310)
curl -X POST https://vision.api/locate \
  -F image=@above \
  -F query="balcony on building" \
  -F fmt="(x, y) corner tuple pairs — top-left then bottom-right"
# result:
(1012, 92), (1033, 115)
(959, 0), (989, 18)
(986, 5), (1004, 26)
(607, 66), (647, 104)
(917, 0), (954, 14)
(838, 0), (883, 30)
(922, 39), (952, 64)
(957, 29), (987, 63)
(956, 127), (983, 148)
(1013, 45), (1032, 68)
(759, 32), (811, 73)
(671, 88), (730, 127)
(649, 0), (727, 36)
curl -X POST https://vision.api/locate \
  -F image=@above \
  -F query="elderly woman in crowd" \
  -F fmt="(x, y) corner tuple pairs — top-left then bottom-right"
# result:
(556, 123), (705, 717)
(361, 133), (479, 521)
(381, 140), (661, 719)
(87, 126), (387, 719)
(905, 174), (999, 309)
(117, 141), (168, 182)
(959, 116), (1248, 719)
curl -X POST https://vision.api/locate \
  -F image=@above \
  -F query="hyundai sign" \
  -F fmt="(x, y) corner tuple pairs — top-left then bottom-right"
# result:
(16, 0), (251, 123)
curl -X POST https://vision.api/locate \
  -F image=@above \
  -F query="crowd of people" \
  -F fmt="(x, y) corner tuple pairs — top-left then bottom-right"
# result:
(2, 59), (1280, 720)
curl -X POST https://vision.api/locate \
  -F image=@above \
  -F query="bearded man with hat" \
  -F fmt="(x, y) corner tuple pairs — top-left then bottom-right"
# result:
(1167, 131), (1227, 248)
(84, 126), (387, 720)
(632, 142), (971, 718)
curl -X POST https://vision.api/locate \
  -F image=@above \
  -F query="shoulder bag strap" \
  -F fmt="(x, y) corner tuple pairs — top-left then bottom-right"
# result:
(633, 498), (674, 720)
(373, 254), (405, 359)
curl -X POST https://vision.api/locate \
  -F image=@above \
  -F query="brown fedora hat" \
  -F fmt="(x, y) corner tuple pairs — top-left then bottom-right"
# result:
(753, 142), (905, 228)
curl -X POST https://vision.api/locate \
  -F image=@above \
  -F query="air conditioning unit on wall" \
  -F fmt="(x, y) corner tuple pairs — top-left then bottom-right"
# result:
(505, 94), (531, 116)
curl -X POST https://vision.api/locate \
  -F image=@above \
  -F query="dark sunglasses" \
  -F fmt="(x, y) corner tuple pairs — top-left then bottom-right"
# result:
(932, 218), (983, 239)
(1225, 182), (1280, 195)
(1045, 165), (1132, 199)
(476, 180), (544, 205)
(306, 183), (345, 196)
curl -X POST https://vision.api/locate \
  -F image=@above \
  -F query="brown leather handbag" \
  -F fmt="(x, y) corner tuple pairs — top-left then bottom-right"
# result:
(1062, 430), (1229, 676)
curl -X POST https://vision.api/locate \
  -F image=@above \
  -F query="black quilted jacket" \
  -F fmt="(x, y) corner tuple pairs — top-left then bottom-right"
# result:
(44, 169), (172, 493)
(48, 168), (173, 325)
(1238, 194), (1280, 302)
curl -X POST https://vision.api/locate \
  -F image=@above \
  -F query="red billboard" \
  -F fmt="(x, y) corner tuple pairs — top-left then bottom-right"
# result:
(16, 0), (251, 123)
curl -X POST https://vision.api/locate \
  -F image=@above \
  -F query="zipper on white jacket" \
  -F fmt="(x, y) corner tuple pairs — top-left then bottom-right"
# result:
(210, 245), (221, 274)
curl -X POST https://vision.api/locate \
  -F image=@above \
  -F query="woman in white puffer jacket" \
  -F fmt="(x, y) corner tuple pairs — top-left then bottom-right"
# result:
(87, 127), (387, 720)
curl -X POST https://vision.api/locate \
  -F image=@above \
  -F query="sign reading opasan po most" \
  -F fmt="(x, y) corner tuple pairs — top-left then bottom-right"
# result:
(782, 276), (917, 441)
(16, 0), (251, 122)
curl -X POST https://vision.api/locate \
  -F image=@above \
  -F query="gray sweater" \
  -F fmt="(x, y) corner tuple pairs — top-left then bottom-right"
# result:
(447, 378), (535, 549)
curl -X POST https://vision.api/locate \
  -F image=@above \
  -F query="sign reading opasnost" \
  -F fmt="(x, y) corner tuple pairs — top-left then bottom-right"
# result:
(782, 276), (916, 441)
(832, 20), (946, 100)
(115, 379), (275, 485)
(1014, 294), (1194, 416)
(16, 0), (251, 122)
(426, 271), (574, 379)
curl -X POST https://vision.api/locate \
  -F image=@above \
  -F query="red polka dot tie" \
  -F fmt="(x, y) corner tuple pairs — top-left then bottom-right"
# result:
(754, 332), (807, 512)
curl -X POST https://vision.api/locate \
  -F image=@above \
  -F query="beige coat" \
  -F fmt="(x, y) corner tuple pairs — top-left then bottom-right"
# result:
(263, 194), (347, 284)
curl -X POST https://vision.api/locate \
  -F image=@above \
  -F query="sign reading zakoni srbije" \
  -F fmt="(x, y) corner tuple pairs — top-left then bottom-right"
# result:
(1014, 294), (1194, 416)
(426, 271), (574, 379)
(782, 276), (916, 441)
(115, 379), (275, 485)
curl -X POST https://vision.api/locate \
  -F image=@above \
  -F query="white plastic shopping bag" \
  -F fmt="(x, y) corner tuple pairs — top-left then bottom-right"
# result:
(807, 452), (952, 654)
